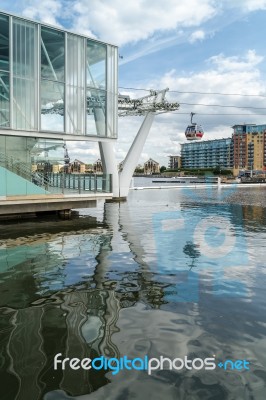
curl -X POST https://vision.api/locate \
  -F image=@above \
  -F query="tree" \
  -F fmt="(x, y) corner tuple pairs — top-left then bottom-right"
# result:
(160, 166), (167, 173)
(134, 167), (144, 174)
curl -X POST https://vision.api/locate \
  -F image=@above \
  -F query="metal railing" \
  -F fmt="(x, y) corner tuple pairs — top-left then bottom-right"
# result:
(0, 152), (112, 194)
(0, 151), (32, 181)
(46, 173), (112, 194)
(0, 152), (52, 188)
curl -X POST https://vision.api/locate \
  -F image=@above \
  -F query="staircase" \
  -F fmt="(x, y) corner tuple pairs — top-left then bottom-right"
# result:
(0, 152), (51, 188)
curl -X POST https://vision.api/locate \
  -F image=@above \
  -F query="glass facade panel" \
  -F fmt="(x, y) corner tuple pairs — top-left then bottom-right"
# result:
(41, 27), (65, 132)
(66, 34), (85, 135)
(41, 80), (64, 132)
(0, 14), (9, 71)
(86, 88), (106, 136)
(106, 45), (118, 138)
(41, 27), (65, 82)
(86, 41), (108, 136)
(13, 77), (36, 130)
(0, 72), (10, 127)
(0, 14), (10, 128)
(87, 40), (106, 89)
(13, 19), (37, 78)
(13, 18), (38, 130)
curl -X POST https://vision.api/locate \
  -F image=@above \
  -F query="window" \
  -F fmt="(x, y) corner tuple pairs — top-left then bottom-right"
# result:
(41, 27), (65, 132)
(13, 18), (38, 130)
(0, 14), (10, 128)
(86, 40), (106, 136)
(65, 34), (85, 135)
(87, 41), (106, 89)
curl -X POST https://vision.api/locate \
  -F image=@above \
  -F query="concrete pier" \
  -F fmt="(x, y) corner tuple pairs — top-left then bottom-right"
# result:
(0, 193), (112, 218)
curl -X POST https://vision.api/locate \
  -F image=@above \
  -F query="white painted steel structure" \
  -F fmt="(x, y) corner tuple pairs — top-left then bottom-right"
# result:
(101, 89), (180, 197)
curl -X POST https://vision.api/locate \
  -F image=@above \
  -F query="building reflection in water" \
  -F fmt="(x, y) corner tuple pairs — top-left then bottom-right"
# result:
(0, 201), (167, 399)
(0, 198), (265, 399)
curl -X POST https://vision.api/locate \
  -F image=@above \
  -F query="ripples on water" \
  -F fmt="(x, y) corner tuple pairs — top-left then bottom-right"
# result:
(0, 180), (266, 399)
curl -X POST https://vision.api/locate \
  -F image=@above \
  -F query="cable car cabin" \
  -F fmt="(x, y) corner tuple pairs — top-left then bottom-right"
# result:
(185, 113), (204, 140)
(185, 123), (204, 140)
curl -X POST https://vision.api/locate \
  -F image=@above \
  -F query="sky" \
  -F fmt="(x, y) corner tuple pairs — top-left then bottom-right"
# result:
(2, 0), (266, 166)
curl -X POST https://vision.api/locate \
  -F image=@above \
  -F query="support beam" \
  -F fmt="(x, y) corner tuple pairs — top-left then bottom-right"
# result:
(99, 141), (120, 197)
(119, 112), (155, 197)
(99, 113), (155, 199)
(98, 88), (178, 200)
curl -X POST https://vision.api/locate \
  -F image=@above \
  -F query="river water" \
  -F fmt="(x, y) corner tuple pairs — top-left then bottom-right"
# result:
(0, 178), (266, 400)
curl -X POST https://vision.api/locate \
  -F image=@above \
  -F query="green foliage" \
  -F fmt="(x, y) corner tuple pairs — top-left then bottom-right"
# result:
(179, 167), (233, 176)
(134, 167), (144, 174)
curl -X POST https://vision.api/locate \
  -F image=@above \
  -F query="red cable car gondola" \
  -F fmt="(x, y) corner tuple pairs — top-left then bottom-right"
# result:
(185, 112), (204, 140)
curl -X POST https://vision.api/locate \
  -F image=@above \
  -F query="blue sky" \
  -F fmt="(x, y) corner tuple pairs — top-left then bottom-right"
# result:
(1, 0), (266, 166)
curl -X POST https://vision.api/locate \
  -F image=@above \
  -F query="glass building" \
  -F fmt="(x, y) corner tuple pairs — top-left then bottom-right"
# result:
(0, 11), (118, 198)
(0, 11), (118, 139)
(181, 138), (233, 169)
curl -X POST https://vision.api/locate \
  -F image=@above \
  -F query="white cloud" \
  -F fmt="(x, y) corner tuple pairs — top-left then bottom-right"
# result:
(3, 0), (266, 70)
(244, 0), (266, 11)
(189, 30), (206, 43)
(208, 50), (264, 72)
(225, 0), (266, 12)
(117, 50), (266, 165)
(22, 0), (62, 26)
(70, 0), (217, 46)
(3, 0), (266, 49)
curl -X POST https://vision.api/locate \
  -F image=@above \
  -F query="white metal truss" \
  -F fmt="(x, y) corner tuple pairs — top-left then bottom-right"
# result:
(41, 86), (179, 118)
(118, 88), (179, 117)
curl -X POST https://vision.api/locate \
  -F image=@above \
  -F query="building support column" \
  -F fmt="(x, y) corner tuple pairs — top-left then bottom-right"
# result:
(99, 141), (120, 197)
(119, 112), (155, 198)
(99, 112), (155, 199)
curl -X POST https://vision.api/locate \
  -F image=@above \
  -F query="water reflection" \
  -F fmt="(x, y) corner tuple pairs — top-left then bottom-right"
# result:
(0, 189), (266, 399)
(183, 242), (200, 270)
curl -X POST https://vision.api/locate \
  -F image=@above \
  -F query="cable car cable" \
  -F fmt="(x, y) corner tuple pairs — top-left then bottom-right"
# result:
(171, 112), (266, 116)
(118, 86), (266, 98)
(179, 102), (266, 110)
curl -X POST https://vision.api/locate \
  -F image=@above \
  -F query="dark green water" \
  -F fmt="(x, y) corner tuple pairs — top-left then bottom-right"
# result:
(0, 183), (266, 400)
